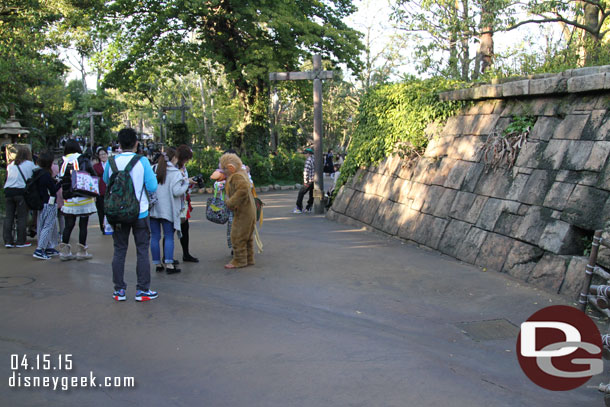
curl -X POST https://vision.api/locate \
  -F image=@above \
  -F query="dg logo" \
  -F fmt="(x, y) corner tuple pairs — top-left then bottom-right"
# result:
(517, 305), (603, 391)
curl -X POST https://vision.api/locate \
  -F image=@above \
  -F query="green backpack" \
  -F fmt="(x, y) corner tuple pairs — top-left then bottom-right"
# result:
(104, 155), (144, 225)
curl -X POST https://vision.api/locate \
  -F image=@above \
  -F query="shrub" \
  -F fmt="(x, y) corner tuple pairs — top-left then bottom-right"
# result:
(336, 77), (468, 191)
(186, 147), (222, 188)
(187, 147), (305, 187)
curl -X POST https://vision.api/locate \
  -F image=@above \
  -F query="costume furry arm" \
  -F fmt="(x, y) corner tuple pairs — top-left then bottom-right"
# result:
(225, 173), (251, 211)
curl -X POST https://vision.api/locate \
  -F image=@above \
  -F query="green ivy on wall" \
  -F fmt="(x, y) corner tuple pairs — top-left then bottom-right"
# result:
(336, 78), (469, 191)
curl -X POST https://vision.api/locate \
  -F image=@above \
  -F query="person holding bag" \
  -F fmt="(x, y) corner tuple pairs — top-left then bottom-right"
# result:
(58, 140), (97, 261)
(149, 148), (189, 274)
(3, 145), (36, 248)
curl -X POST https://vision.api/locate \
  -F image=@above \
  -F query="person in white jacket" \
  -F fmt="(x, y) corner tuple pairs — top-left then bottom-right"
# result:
(149, 148), (189, 274)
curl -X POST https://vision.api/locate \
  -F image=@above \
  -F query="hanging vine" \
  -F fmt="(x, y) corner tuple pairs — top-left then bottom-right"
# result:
(480, 115), (535, 171)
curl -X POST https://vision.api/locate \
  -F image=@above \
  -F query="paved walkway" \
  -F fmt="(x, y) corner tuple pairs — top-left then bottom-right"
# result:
(0, 191), (607, 406)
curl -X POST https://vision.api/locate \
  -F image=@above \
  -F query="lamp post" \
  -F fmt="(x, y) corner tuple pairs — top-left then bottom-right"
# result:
(271, 90), (279, 151)
(162, 113), (167, 144)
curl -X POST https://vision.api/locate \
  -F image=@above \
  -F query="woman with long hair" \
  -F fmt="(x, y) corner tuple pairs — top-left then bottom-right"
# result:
(58, 139), (97, 261)
(175, 145), (198, 262)
(149, 147), (189, 274)
(2, 145), (36, 248)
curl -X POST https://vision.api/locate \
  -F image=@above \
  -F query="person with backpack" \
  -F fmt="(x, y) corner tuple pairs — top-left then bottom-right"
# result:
(58, 140), (97, 261)
(103, 128), (158, 302)
(149, 147), (189, 274)
(3, 145), (36, 248)
(32, 151), (61, 260)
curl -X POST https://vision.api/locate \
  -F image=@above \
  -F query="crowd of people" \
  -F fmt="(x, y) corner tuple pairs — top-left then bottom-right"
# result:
(2, 128), (259, 302)
(3, 129), (344, 302)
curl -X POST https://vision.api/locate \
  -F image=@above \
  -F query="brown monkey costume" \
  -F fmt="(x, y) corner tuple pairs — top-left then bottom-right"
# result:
(221, 154), (256, 268)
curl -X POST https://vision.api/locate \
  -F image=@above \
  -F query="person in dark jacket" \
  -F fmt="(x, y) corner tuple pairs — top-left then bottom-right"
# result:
(32, 151), (61, 260)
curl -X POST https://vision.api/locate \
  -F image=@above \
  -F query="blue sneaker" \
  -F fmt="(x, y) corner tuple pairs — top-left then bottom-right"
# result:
(45, 248), (60, 257)
(135, 289), (158, 302)
(113, 289), (126, 302)
(33, 248), (51, 260)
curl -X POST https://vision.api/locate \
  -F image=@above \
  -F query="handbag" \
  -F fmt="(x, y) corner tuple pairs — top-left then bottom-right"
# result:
(71, 170), (100, 197)
(206, 187), (229, 224)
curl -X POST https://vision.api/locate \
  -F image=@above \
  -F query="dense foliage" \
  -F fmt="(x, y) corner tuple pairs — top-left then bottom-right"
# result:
(186, 147), (305, 188)
(336, 77), (468, 190)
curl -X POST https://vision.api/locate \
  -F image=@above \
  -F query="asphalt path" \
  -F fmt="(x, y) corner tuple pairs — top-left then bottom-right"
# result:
(0, 190), (607, 406)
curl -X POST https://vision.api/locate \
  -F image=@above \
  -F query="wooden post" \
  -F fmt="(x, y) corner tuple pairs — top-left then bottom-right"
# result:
(89, 108), (94, 151)
(78, 108), (103, 151)
(312, 55), (324, 214)
(269, 55), (334, 214)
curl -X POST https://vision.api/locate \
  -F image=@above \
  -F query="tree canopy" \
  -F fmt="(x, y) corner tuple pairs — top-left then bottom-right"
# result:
(101, 0), (364, 153)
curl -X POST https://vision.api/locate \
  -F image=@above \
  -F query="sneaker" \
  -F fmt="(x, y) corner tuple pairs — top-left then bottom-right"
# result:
(303, 208), (312, 214)
(135, 289), (158, 302)
(33, 249), (51, 260)
(113, 289), (126, 302)
(16, 242), (32, 248)
(5, 244), (14, 248)
(292, 208), (302, 214)
(45, 248), (60, 257)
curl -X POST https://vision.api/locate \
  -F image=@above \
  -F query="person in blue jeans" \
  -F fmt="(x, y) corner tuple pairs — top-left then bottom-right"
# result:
(103, 128), (159, 302)
(149, 147), (189, 274)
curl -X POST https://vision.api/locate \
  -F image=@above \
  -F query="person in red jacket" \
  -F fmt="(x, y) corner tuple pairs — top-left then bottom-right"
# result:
(93, 147), (108, 234)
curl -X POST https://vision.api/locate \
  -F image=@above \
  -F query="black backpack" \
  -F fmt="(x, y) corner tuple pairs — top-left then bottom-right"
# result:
(17, 166), (45, 210)
(104, 155), (144, 225)
(60, 161), (75, 199)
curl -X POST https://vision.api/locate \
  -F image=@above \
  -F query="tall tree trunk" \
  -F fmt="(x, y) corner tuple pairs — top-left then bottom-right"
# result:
(79, 52), (87, 93)
(473, 0), (494, 80)
(580, 2), (600, 65)
(199, 77), (211, 145)
(460, 0), (470, 81)
(448, 0), (460, 78)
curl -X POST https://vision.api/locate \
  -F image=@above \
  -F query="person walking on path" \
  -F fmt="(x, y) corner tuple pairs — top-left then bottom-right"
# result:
(93, 147), (109, 234)
(32, 151), (61, 260)
(149, 147), (189, 274)
(293, 148), (315, 214)
(3, 145), (36, 248)
(103, 128), (158, 302)
(58, 140), (97, 261)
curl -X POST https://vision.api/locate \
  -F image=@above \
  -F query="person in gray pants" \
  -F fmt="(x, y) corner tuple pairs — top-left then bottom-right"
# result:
(103, 128), (159, 302)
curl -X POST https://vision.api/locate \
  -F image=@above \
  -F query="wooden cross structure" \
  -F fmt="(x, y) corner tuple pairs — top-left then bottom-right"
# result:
(269, 55), (333, 214)
(160, 96), (191, 144)
(78, 107), (103, 151)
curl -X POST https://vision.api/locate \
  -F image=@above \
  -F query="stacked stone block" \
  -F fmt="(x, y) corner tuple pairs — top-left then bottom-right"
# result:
(328, 66), (610, 299)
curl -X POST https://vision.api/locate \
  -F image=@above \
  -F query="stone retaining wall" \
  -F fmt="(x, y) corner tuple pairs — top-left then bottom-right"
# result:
(327, 65), (610, 299)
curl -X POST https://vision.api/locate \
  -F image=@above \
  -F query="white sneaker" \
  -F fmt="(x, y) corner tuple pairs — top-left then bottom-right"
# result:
(292, 208), (302, 214)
